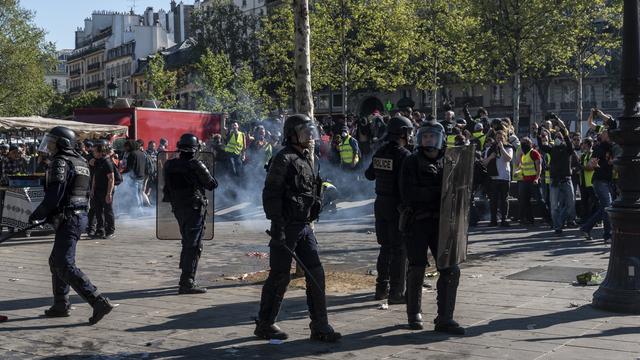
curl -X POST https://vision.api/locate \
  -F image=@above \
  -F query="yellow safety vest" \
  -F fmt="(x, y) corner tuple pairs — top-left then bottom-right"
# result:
(339, 135), (358, 165)
(225, 131), (245, 155)
(472, 131), (486, 149)
(446, 134), (457, 147)
(581, 151), (594, 188)
(521, 150), (537, 177)
(544, 153), (551, 185)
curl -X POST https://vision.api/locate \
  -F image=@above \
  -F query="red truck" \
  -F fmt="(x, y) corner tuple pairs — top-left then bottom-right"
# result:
(74, 107), (224, 151)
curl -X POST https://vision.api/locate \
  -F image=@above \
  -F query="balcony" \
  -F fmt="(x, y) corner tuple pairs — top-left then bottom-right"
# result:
(601, 100), (618, 109)
(87, 62), (101, 72)
(541, 102), (556, 110)
(454, 96), (483, 107)
(583, 101), (597, 109)
(560, 102), (576, 110)
(67, 43), (105, 62)
(490, 99), (504, 106)
(69, 85), (83, 93)
(86, 80), (104, 90)
(69, 69), (81, 77)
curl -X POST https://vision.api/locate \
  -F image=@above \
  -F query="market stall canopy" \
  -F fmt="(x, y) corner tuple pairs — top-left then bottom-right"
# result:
(0, 116), (128, 138)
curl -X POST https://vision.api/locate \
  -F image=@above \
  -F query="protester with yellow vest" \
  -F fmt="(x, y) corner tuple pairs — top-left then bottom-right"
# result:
(338, 127), (360, 169)
(517, 137), (543, 225)
(578, 138), (596, 222)
(537, 116), (576, 235)
(225, 121), (247, 177)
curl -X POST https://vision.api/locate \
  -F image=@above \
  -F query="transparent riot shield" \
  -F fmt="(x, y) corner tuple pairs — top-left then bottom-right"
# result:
(437, 144), (475, 268)
(156, 151), (215, 240)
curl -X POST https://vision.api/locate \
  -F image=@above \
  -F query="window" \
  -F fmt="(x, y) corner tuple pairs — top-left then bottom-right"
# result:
(421, 90), (432, 106)
(492, 85), (503, 103)
(562, 85), (575, 103)
(242, 0), (247, 7)
(52, 79), (58, 89)
(332, 93), (343, 108)
(317, 95), (330, 109)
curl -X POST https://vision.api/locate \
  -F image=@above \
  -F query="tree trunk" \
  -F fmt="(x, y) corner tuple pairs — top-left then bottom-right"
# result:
(577, 68), (584, 134)
(292, 0), (313, 279)
(293, 0), (313, 120)
(431, 57), (438, 119)
(512, 70), (521, 132)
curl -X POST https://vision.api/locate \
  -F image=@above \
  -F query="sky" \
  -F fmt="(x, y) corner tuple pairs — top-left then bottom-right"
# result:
(23, 0), (180, 50)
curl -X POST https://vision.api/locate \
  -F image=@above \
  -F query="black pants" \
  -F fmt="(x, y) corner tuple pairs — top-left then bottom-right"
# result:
(92, 192), (115, 235)
(258, 223), (327, 327)
(374, 196), (406, 295)
(579, 185), (597, 220)
(518, 181), (546, 223)
(489, 179), (510, 222)
(174, 206), (205, 283)
(50, 213), (100, 307)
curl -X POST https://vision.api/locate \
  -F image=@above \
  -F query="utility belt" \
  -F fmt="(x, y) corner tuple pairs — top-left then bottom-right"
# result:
(49, 206), (88, 230)
(398, 206), (439, 232)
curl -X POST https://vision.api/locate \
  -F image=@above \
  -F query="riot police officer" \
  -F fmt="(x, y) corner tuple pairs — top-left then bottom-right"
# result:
(163, 134), (217, 294)
(255, 114), (341, 342)
(29, 126), (113, 325)
(364, 116), (413, 303)
(400, 121), (465, 335)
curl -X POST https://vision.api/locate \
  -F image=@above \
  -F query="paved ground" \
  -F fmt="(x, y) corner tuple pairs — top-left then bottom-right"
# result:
(1, 198), (639, 360)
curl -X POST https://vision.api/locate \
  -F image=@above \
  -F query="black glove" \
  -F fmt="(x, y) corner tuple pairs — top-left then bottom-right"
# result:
(269, 222), (287, 247)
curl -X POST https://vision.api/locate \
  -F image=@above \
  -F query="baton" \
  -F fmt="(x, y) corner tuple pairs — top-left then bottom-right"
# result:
(0, 223), (45, 245)
(266, 229), (324, 295)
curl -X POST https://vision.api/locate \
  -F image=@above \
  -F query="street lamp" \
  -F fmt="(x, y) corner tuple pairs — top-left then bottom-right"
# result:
(592, 0), (640, 314)
(107, 76), (118, 107)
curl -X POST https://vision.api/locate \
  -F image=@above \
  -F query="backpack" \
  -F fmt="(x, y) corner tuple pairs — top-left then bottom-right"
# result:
(144, 152), (157, 179)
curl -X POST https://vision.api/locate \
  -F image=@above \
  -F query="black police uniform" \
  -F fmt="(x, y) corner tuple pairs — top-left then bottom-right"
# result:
(30, 143), (112, 324)
(256, 144), (340, 342)
(364, 141), (411, 302)
(163, 151), (217, 293)
(400, 149), (464, 335)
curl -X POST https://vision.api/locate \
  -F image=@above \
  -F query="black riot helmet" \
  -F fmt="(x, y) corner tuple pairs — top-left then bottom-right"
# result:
(38, 126), (77, 155)
(416, 121), (445, 152)
(283, 114), (319, 147)
(177, 133), (199, 153)
(385, 115), (414, 142)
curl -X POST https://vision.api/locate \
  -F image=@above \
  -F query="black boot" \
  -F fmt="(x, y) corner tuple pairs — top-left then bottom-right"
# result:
(44, 303), (70, 317)
(388, 243), (407, 304)
(406, 265), (425, 330)
(255, 272), (290, 340)
(434, 266), (465, 336)
(179, 276), (207, 294)
(306, 266), (341, 342)
(374, 282), (389, 300)
(89, 296), (113, 325)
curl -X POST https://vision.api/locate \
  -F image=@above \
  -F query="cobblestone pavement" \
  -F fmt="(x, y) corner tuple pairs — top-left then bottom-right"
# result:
(1, 199), (639, 359)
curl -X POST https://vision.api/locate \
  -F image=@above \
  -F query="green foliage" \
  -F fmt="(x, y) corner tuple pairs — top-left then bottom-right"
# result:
(0, 0), (57, 116)
(47, 91), (107, 117)
(196, 49), (270, 125)
(145, 55), (178, 109)
(256, 5), (295, 110)
(191, 0), (260, 68)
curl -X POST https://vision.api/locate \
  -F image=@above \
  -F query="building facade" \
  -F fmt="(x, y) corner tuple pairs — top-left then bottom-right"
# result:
(45, 50), (72, 94)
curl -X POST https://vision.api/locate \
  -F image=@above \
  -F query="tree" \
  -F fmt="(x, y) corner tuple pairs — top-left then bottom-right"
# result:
(47, 91), (107, 118)
(196, 49), (270, 125)
(191, 0), (260, 69)
(471, 0), (566, 130)
(196, 49), (236, 114)
(310, 0), (414, 113)
(256, 5), (295, 110)
(293, 0), (314, 118)
(144, 55), (178, 109)
(0, 0), (56, 116)
(408, 0), (481, 118)
(561, 0), (622, 132)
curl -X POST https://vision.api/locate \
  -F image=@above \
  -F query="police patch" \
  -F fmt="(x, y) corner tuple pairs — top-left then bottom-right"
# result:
(75, 166), (90, 177)
(373, 157), (393, 171)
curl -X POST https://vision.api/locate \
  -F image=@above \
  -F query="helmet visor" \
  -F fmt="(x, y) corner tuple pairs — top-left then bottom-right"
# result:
(418, 130), (443, 150)
(38, 133), (59, 154)
(294, 122), (319, 146)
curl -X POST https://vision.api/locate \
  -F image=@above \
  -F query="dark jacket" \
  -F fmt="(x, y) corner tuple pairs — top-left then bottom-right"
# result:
(538, 132), (575, 182)
(365, 141), (411, 198)
(124, 149), (147, 179)
(400, 151), (444, 213)
(163, 155), (217, 208)
(262, 146), (321, 225)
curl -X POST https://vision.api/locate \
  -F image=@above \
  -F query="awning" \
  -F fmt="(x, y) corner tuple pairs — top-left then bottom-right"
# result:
(0, 116), (128, 138)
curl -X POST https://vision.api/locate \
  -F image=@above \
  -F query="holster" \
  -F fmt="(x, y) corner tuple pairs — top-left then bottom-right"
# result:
(398, 205), (414, 233)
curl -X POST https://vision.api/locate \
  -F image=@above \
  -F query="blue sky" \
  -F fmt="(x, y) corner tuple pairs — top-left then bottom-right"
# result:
(23, 0), (179, 50)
